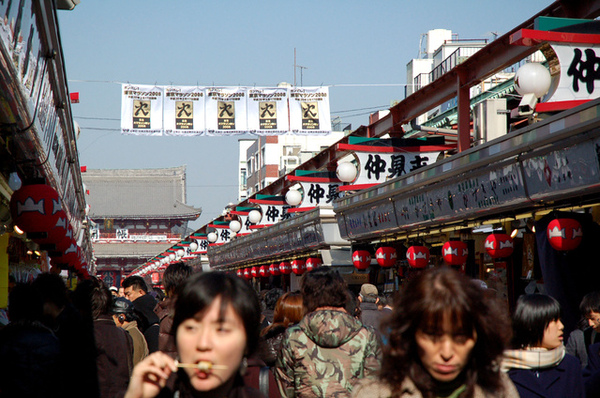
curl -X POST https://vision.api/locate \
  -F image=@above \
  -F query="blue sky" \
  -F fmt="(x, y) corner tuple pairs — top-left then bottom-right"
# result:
(57, 0), (551, 228)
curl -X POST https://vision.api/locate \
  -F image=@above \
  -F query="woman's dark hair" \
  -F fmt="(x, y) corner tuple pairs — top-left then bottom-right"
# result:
(162, 262), (193, 297)
(579, 291), (600, 318)
(172, 272), (261, 356)
(381, 267), (511, 398)
(261, 291), (304, 336)
(301, 267), (348, 313)
(511, 294), (561, 349)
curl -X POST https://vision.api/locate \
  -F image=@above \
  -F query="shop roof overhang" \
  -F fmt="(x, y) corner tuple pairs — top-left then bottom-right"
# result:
(208, 207), (350, 269)
(334, 98), (600, 242)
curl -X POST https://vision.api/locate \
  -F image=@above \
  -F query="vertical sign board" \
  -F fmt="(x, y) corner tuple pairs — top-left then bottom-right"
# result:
(247, 87), (290, 135)
(163, 86), (206, 136)
(289, 87), (331, 135)
(121, 84), (164, 135)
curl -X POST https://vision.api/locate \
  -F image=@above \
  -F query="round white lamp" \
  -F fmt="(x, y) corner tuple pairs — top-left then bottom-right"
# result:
(285, 189), (303, 206)
(336, 162), (358, 183)
(515, 63), (552, 98)
(169, 253), (176, 261)
(229, 220), (242, 233)
(189, 241), (198, 251)
(248, 209), (262, 224)
(207, 232), (218, 243)
(177, 249), (185, 257)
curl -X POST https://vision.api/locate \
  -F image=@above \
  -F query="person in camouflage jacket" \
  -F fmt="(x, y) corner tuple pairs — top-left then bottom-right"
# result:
(274, 268), (382, 397)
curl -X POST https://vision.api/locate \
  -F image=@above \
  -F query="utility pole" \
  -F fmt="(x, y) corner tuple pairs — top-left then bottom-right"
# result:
(294, 48), (308, 87)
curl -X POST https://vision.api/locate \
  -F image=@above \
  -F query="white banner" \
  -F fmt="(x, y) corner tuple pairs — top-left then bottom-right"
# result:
(355, 152), (440, 185)
(164, 86), (205, 135)
(299, 181), (341, 207)
(247, 87), (290, 134)
(289, 86), (332, 135)
(121, 84), (164, 135)
(205, 87), (248, 135)
(258, 204), (293, 225)
(550, 44), (600, 103)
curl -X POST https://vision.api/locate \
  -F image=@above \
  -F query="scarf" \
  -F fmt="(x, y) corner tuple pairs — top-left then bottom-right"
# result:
(501, 345), (565, 372)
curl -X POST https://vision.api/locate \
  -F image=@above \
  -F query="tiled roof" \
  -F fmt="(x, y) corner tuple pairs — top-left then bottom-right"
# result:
(93, 242), (174, 258)
(82, 166), (202, 219)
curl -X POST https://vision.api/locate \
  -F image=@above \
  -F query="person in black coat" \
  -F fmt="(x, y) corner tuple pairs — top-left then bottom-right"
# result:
(122, 275), (160, 353)
(503, 294), (585, 398)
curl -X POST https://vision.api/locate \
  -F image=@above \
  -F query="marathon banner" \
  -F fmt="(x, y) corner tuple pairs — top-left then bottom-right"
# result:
(163, 86), (205, 136)
(289, 86), (332, 135)
(121, 85), (332, 136)
(121, 84), (164, 136)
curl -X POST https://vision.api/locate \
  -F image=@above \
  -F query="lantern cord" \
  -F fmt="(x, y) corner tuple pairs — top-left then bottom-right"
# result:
(15, 56), (50, 134)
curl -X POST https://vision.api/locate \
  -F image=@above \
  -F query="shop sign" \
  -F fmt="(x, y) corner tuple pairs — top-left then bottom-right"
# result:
(355, 152), (440, 185)
(342, 201), (397, 238)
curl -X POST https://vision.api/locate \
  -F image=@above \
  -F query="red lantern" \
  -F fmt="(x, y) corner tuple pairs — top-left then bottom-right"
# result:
(269, 263), (280, 276)
(236, 269), (243, 278)
(250, 266), (258, 278)
(151, 272), (160, 284)
(30, 210), (68, 246)
(279, 261), (292, 275)
(442, 241), (468, 266)
(52, 242), (79, 266)
(291, 259), (306, 275)
(259, 265), (269, 277)
(243, 268), (251, 280)
(305, 257), (321, 271)
(406, 246), (429, 269)
(375, 247), (397, 267)
(352, 250), (371, 270)
(547, 218), (583, 251)
(9, 184), (63, 232)
(484, 233), (514, 258)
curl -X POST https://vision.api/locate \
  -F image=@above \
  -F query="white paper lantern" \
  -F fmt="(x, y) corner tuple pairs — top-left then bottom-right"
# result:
(285, 189), (303, 206)
(515, 63), (552, 98)
(229, 220), (242, 232)
(248, 210), (262, 224)
(169, 253), (176, 261)
(207, 232), (218, 243)
(177, 249), (185, 257)
(189, 241), (198, 251)
(336, 162), (357, 182)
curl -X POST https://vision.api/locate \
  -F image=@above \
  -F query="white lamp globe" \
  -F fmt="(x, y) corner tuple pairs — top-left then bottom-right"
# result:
(177, 249), (185, 257)
(229, 220), (242, 232)
(207, 232), (218, 243)
(515, 63), (552, 98)
(154, 261), (160, 267)
(285, 189), (303, 206)
(248, 209), (262, 224)
(337, 162), (358, 182)
(189, 241), (198, 251)
(169, 253), (176, 261)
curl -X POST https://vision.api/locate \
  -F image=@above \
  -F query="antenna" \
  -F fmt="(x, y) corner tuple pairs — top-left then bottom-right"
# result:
(294, 48), (308, 87)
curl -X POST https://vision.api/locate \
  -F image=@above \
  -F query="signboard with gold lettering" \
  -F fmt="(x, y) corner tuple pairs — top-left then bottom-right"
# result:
(289, 87), (331, 135)
(121, 84), (163, 135)
(247, 87), (289, 134)
(205, 87), (247, 135)
(164, 86), (205, 135)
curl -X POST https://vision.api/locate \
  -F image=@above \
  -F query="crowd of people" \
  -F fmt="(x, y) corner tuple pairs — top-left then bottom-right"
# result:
(2, 265), (600, 397)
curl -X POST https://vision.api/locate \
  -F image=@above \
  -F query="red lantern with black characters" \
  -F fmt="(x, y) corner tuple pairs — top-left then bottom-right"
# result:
(151, 272), (160, 284)
(269, 263), (280, 276)
(406, 246), (429, 269)
(279, 261), (292, 275)
(291, 259), (306, 275)
(305, 257), (321, 272)
(442, 241), (468, 266)
(243, 268), (251, 280)
(352, 250), (371, 270)
(547, 218), (583, 251)
(484, 233), (514, 258)
(259, 265), (269, 277)
(375, 247), (397, 268)
(10, 184), (63, 232)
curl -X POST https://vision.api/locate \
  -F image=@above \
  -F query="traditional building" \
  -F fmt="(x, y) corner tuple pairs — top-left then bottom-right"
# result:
(83, 166), (201, 287)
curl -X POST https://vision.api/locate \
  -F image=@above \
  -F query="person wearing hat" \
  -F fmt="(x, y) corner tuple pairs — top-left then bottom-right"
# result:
(359, 283), (384, 335)
(112, 297), (149, 366)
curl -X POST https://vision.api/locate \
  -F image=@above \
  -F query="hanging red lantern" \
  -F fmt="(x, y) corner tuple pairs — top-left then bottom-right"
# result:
(375, 247), (397, 267)
(236, 269), (243, 278)
(243, 268), (251, 280)
(259, 265), (269, 277)
(269, 263), (280, 276)
(52, 241), (79, 266)
(279, 261), (292, 275)
(484, 233), (514, 258)
(9, 184), (63, 232)
(547, 218), (583, 251)
(406, 246), (430, 268)
(30, 210), (68, 246)
(305, 257), (321, 271)
(291, 259), (306, 275)
(442, 241), (468, 266)
(250, 266), (258, 278)
(352, 250), (371, 270)
(151, 272), (160, 284)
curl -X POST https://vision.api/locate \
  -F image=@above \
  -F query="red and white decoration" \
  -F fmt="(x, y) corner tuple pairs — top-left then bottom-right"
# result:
(375, 247), (397, 267)
(484, 233), (514, 258)
(259, 265), (269, 277)
(352, 250), (371, 270)
(250, 266), (258, 278)
(547, 218), (583, 251)
(243, 268), (251, 280)
(305, 257), (322, 272)
(291, 259), (306, 275)
(236, 269), (243, 278)
(269, 263), (281, 276)
(442, 241), (468, 266)
(406, 246), (430, 269)
(9, 184), (63, 232)
(279, 261), (292, 275)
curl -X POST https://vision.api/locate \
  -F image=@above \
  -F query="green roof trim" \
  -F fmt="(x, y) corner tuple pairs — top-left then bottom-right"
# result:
(534, 16), (593, 31)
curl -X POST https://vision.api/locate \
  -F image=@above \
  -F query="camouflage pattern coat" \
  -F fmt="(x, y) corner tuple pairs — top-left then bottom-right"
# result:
(274, 309), (382, 397)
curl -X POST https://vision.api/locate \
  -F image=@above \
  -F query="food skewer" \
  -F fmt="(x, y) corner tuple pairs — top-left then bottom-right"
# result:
(174, 360), (228, 371)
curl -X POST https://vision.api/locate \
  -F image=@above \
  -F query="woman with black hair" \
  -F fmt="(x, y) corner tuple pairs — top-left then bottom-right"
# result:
(124, 272), (265, 398)
(503, 294), (584, 398)
(353, 267), (518, 398)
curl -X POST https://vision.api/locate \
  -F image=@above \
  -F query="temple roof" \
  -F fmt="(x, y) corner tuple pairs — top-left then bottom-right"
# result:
(93, 242), (174, 259)
(82, 166), (202, 220)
